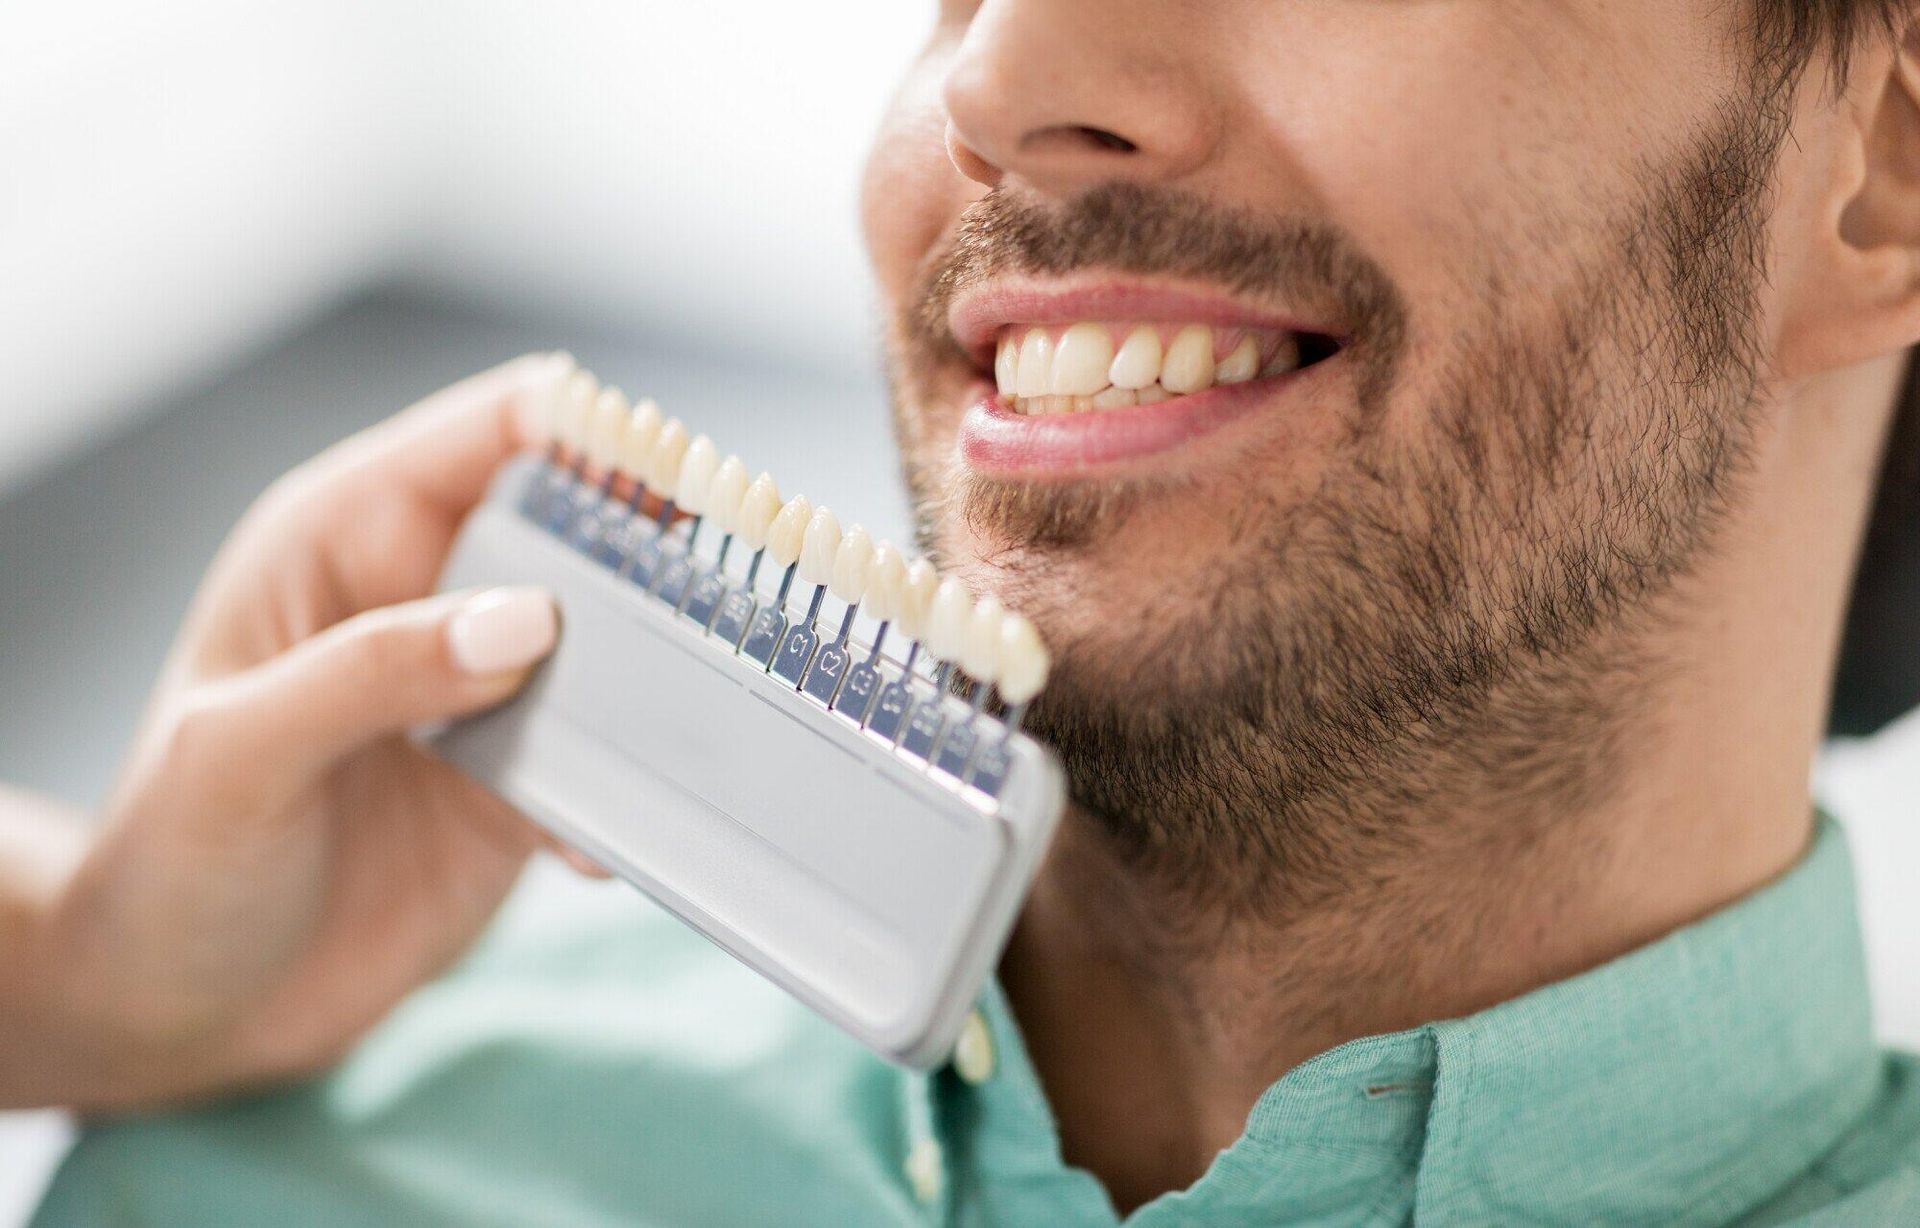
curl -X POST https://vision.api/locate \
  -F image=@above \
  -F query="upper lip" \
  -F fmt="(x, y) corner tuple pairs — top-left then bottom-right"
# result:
(945, 274), (1346, 372)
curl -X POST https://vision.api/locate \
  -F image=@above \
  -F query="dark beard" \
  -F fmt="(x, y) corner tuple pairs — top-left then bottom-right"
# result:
(892, 104), (1784, 915)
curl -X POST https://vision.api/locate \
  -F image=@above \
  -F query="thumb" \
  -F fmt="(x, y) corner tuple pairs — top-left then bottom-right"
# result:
(213, 586), (559, 788)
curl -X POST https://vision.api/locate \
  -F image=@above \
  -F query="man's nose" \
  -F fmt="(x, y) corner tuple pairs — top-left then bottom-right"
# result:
(941, 0), (1222, 195)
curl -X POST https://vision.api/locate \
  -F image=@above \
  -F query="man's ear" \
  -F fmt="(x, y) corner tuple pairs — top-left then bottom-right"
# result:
(1778, 19), (1920, 380)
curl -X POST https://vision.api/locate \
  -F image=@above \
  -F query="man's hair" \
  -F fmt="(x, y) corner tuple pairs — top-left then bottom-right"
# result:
(1753, 0), (1907, 82)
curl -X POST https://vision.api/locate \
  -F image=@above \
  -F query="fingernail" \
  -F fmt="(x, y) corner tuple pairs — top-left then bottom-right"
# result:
(448, 587), (558, 674)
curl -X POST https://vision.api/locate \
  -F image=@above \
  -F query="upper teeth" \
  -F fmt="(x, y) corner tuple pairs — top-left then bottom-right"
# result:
(993, 322), (1302, 414)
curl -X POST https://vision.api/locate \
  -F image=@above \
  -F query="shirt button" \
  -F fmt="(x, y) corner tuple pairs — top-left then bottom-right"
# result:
(952, 1009), (996, 1085)
(905, 1136), (945, 1205)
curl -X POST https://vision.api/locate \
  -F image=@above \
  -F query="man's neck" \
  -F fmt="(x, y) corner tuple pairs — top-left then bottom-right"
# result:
(1001, 780), (1816, 1215)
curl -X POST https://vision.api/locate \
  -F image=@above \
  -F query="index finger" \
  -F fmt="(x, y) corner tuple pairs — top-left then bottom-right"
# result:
(331, 351), (572, 516)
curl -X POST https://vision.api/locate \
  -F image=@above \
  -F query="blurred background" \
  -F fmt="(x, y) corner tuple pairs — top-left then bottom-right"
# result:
(2, 1), (1917, 1215)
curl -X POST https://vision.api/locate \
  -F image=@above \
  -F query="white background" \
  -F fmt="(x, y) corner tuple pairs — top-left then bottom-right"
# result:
(0, 0), (931, 494)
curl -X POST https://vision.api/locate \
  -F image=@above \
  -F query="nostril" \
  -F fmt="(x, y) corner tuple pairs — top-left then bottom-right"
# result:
(1078, 126), (1138, 153)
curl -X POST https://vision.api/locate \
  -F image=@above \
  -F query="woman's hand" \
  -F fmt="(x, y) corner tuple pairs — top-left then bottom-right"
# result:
(11, 353), (580, 1110)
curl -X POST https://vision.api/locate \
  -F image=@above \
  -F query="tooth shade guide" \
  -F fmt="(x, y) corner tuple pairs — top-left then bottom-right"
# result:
(498, 366), (1056, 795)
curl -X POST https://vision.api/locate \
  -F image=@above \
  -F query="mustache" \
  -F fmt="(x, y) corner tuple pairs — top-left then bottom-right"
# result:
(912, 181), (1409, 406)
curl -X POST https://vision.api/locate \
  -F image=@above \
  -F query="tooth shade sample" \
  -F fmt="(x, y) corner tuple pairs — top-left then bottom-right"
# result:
(1091, 386), (1137, 410)
(899, 559), (939, 640)
(1016, 330), (1053, 398)
(736, 473), (782, 551)
(1051, 323), (1114, 396)
(962, 594), (1005, 680)
(865, 543), (907, 622)
(798, 506), (843, 585)
(707, 456), (749, 534)
(1135, 385), (1170, 405)
(586, 387), (629, 468)
(1216, 335), (1260, 383)
(926, 577), (972, 663)
(995, 336), (1018, 395)
(765, 494), (812, 567)
(1108, 326), (1163, 390)
(1161, 325), (1216, 394)
(647, 419), (690, 497)
(617, 399), (664, 479)
(829, 525), (874, 602)
(998, 614), (1049, 704)
(675, 435), (719, 516)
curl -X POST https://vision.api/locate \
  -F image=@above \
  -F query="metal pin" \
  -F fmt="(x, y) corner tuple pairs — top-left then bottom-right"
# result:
(801, 599), (861, 705)
(831, 618), (888, 726)
(740, 561), (799, 667)
(773, 582), (828, 686)
(961, 694), (1025, 799)
(932, 679), (992, 781)
(899, 661), (952, 762)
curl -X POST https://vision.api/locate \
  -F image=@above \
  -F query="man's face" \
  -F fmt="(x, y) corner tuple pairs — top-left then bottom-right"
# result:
(864, 1), (1805, 893)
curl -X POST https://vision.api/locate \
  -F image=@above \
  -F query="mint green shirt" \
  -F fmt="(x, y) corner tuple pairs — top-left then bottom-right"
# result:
(32, 818), (1920, 1225)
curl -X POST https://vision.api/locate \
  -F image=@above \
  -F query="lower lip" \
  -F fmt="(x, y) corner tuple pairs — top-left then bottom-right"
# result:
(958, 372), (1307, 476)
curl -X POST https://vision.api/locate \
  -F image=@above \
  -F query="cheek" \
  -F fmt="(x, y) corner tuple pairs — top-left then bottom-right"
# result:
(860, 61), (976, 311)
(1226, 1), (1736, 369)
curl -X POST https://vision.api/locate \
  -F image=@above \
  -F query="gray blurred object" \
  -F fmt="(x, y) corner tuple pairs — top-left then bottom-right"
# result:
(1833, 373), (1920, 737)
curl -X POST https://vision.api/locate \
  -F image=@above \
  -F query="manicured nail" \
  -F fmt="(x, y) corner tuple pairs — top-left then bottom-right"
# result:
(448, 587), (558, 674)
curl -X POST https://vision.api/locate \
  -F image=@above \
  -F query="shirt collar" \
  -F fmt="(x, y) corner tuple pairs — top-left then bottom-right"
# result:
(920, 816), (1884, 1226)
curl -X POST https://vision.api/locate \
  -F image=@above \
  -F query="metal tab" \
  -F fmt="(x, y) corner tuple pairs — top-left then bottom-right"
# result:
(966, 738), (1014, 801)
(653, 550), (697, 609)
(865, 679), (915, 746)
(899, 699), (947, 763)
(932, 718), (980, 783)
(680, 569), (727, 629)
(833, 661), (883, 726)
(740, 607), (789, 668)
(801, 641), (852, 706)
(710, 589), (757, 650)
(771, 624), (820, 687)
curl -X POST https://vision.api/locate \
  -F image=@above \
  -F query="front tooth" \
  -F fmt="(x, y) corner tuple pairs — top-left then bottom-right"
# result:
(899, 559), (940, 640)
(765, 494), (812, 567)
(674, 434), (719, 515)
(648, 419), (691, 497)
(1161, 325), (1216, 394)
(735, 473), (782, 551)
(707, 455), (749, 534)
(998, 613), (1050, 704)
(926, 577), (972, 663)
(1040, 395), (1071, 415)
(1108, 326), (1163, 390)
(618, 398), (663, 479)
(995, 335), (1018, 395)
(865, 542), (907, 623)
(962, 595), (1005, 682)
(1261, 333), (1304, 377)
(1136, 385), (1170, 405)
(1016, 330), (1053, 398)
(1091, 386), (1137, 410)
(1051, 322), (1114, 396)
(799, 506), (842, 586)
(1216, 335), (1259, 383)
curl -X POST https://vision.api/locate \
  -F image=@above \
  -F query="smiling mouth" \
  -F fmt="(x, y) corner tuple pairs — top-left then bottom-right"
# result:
(990, 321), (1342, 414)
